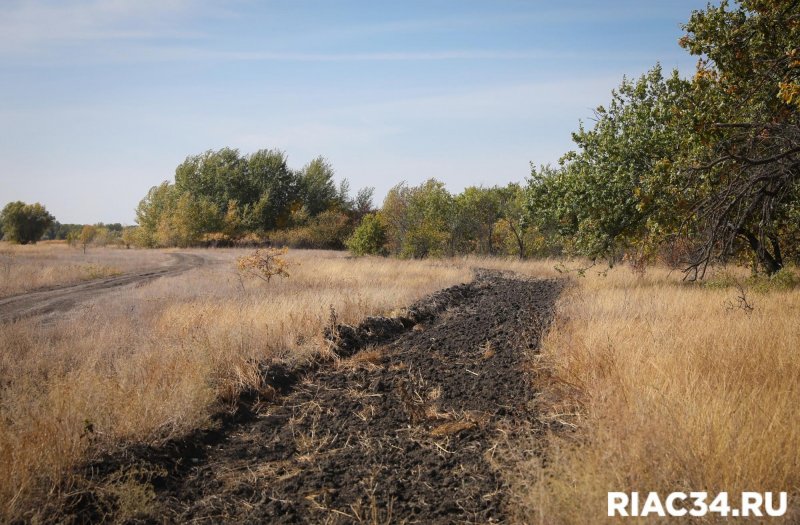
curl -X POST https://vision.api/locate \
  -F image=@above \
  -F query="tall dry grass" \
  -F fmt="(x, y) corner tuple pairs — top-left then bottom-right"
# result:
(504, 265), (800, 524)
(0, 249), (474, 521)
(0, 241), (172, 297)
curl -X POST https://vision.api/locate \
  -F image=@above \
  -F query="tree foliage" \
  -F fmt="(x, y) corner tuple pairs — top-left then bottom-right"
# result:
(526, 67), (695, 263)
(524, 0), (799, 276)
(347, 213), (387, 256)
(678, 0), (800, 275)
(0, 201), (55, 244)
(133, 149), (370, 248)
(353, 180), (538, 259)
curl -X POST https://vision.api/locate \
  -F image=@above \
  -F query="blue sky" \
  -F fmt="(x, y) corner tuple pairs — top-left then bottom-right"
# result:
(0, 0), (708, 224)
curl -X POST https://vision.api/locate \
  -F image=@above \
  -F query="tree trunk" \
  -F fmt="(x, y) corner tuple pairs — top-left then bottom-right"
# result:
(506, 218), (525, 260)
(739, 228), (783, 275)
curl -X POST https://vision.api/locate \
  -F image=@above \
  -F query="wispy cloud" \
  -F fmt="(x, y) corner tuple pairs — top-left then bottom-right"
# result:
(297, 4), (689, 44)
(47, 44), (685, 66)
(146, 48), (571, 62)
(321, 75), (641, 122)
(0, 0), (204, 52)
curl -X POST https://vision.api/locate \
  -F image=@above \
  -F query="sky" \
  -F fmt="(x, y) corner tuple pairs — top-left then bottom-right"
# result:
(0, 0), (709, 225)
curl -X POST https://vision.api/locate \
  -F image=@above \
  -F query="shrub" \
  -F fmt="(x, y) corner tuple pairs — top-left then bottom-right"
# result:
(237, 247), (292, 282)
(270, 210), (352, 250)
(0, 201), (55, 244)
(346, 213), (387, 256)
(748, 267), (800, 293)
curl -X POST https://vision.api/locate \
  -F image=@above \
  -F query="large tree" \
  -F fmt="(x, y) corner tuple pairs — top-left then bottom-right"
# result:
(0, 201), (55, 244)
(679, 0), (800, 276)
(526, 1), (799, 276)
(299, 156), (338, 216)
(452, 186), (502, 255)
(246, 149), (301, 230)
(526, 67), (695, 263)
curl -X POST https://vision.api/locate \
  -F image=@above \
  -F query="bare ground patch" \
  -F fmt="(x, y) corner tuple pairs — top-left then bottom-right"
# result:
(48, 271), (562, 523)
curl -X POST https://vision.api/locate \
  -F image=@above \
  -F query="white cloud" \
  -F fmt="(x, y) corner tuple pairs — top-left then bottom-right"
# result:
(0, 0), (203, 53)
(201, 49), (562, 62)
(320, 76), (626, 122)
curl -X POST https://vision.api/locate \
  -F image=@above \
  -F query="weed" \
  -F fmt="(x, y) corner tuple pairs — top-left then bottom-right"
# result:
(237, 247), (293, 283)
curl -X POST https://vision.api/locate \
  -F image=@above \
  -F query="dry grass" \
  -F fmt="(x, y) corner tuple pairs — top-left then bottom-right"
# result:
(0, 248), (476, 521)
(504, 264), (800, 524)
(8, 248), (793, 523)
(0, 241), (172, 297)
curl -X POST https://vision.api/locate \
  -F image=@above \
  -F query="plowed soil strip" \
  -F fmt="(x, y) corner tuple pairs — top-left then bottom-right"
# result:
(61, 271), (562, 524)
(0, 253), (205, 323)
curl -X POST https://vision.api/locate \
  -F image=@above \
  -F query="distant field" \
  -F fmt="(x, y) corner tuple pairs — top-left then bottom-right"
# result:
(0, 241), (173, 297)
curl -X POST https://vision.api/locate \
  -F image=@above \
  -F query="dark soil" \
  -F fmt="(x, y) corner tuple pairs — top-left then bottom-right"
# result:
(50, 270), (562, 524)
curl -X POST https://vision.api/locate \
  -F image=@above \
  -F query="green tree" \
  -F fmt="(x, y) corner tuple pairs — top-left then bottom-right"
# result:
(299, 156), (338, 216)
(381, 183), (412, 256)
(246, 149), (300, 230)
(402, 179), (453, 258)
(452, 186), (502, 255)
(135, 182), (177, 247)
(0, 201), (55, 244)
(352, 186), (375, 220)
(526, 66), (694, 264)
(678, 0), (800, 275)
(169, 192), (222, 247)
(347, 213), (387, 256)
(496, 183), (531, 258)
(175, 148), (249, 210)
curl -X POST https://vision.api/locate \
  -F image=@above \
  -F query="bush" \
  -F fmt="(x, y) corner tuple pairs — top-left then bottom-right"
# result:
(749, 267), (800, 293)
(346, 214), (387, 256)
(0, 201), (55, 244)
(270, 210), (352, 250)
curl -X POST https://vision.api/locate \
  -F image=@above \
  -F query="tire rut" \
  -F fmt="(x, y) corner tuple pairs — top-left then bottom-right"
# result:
(0, 253), (206, 323)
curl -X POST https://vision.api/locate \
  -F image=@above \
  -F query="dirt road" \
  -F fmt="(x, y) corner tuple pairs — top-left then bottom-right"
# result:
(0, 252), (206, 323)
(54, 270), (562, 524)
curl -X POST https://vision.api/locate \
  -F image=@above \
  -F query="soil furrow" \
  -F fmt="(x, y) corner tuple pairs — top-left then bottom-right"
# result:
(55, 270), (562, 524)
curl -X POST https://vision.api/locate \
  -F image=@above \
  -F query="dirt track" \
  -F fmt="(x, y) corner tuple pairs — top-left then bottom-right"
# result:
(53, 270), (562, 524)
(0, 253), (205, 323)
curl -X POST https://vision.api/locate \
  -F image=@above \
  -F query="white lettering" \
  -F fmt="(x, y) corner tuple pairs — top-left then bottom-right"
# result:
(608, 492), (629, 517)
(741, 492), (763, 517)
(689, 492), (708, 517)
(666, 492), (687, 516)
(765, 492), (787, 517)
(641, 492), (666, 517)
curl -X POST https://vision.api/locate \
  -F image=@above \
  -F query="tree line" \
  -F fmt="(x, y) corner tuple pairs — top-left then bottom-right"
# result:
(347, 180), (536, 258)
(127, 148), (535, 258)
(0, 201), (128, 248)
(353, 0), (799, 276)
(131, 148), (373, 249)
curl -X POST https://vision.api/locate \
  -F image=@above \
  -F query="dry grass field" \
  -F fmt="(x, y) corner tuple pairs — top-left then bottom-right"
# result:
(1, 245), (797, 522)
(502, 264), (800, 524)
(0, 247), (480, 521)
(0, 241), (172, 297)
